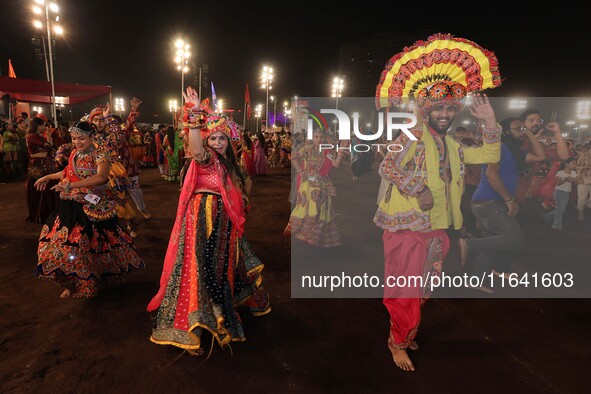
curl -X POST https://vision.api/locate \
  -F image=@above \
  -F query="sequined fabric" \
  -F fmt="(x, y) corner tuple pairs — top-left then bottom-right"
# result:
(36, 148), (145, 298)
(37, 200), (145, 298)
(284, 144), (340, 247)
(150, 193), (270, 350)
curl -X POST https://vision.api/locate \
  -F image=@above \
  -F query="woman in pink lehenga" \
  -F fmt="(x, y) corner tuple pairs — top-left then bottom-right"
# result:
(253, 131), (268, 175)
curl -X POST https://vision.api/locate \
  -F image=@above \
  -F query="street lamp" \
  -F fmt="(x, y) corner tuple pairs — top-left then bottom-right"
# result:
(508, 99), (527, 114)
(168, 99), (178, 126)
(260, 65), (273, 132)
(32, 0), (63, 127)
(174, 39), (191, 106)
(283, 101), (289, 128)
(218, 99), (224, 114)
(576, 100), (591, 120)
(115, 97), (125, 116)
(255, 104), (263, 132)
(332, 76), (344, 110)
(270, 96), (277, 128)
(168, 100), (179, 127)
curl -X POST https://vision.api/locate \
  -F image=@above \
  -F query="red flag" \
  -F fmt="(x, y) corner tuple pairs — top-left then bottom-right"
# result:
(8, 59), (16, 78)
(245, 83), (251, 119)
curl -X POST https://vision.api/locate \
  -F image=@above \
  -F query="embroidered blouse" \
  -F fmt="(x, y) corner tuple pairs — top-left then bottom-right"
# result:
(375, 124), (501, 232)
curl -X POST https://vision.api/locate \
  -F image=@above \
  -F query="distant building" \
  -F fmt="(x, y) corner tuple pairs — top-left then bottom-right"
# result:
(338, 30), (433, 97)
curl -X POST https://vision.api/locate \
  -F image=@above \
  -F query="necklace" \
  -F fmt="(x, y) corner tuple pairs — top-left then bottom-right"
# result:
(77, 146), (95, 159)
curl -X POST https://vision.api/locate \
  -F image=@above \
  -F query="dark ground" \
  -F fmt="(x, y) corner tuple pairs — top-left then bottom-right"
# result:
(1, 164), (590, 393)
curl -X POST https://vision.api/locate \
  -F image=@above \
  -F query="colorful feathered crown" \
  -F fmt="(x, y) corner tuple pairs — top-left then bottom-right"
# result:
(376, 33), (501, 115)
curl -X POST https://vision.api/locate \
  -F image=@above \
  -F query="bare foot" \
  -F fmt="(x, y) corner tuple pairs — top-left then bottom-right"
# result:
(60, 289), (71, 299)
(388, 343), (415, 371)
(409, 341), (419, 351)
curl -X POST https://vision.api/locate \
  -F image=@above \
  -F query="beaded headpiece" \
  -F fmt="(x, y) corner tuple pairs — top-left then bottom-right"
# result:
(88, 106), (105, 122)
(183, 98), (241, 141)
(376, 33), (502, 117)
(68, 121), (95, 136)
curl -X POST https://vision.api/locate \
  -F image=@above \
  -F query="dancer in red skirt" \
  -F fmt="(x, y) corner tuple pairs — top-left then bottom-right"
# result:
(35, 121), (145, 299)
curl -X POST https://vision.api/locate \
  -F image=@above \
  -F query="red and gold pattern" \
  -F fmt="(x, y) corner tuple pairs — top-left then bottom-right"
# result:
(60, 149), (118, 221)
(37, 200), (145, 298)
(182, 99), (240, 140)
(150, 193), (270, 350)
(88, 106), (105, 123)
(375, 33), (501, 110)
(36, 145), (144, 298)
(38, 221), (140, 279)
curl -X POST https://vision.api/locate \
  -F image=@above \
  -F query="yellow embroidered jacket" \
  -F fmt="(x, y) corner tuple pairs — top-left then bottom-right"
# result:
(374, 124), (501, 232)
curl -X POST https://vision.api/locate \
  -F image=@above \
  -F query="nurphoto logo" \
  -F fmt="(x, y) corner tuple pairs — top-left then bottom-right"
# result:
(307, 109), (418, 153)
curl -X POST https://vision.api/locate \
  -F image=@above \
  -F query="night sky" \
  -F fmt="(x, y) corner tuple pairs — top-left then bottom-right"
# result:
(1, 0), (590, 123)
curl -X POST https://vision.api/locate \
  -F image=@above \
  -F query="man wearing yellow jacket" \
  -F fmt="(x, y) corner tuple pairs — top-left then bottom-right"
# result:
(374, 33), (503, 372)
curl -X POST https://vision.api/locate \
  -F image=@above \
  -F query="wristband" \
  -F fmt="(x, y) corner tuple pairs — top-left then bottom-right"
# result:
(186, 111), (200, 129)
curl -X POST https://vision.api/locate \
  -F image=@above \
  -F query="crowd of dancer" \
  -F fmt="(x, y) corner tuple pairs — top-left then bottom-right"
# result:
(155, 122), (294, 185)
(13, 31), (589, 369)
(283, 33), (591, 372)
(15, 91), (275, 355)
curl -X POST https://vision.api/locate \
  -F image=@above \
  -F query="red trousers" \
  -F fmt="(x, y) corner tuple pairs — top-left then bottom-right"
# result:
(382, 229), (449, 348)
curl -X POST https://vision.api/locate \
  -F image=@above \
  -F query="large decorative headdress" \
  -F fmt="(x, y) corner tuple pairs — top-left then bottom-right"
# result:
(183, 98), (241, 140)
(375, 33), (501, 116)
(88, 106), (105, 122)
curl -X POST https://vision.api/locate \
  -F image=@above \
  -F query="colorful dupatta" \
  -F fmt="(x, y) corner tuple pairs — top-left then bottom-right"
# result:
(148, 149), (245, 311)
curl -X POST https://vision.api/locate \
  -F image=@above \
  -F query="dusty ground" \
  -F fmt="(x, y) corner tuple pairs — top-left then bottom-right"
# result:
(1, 165), (590, 393)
